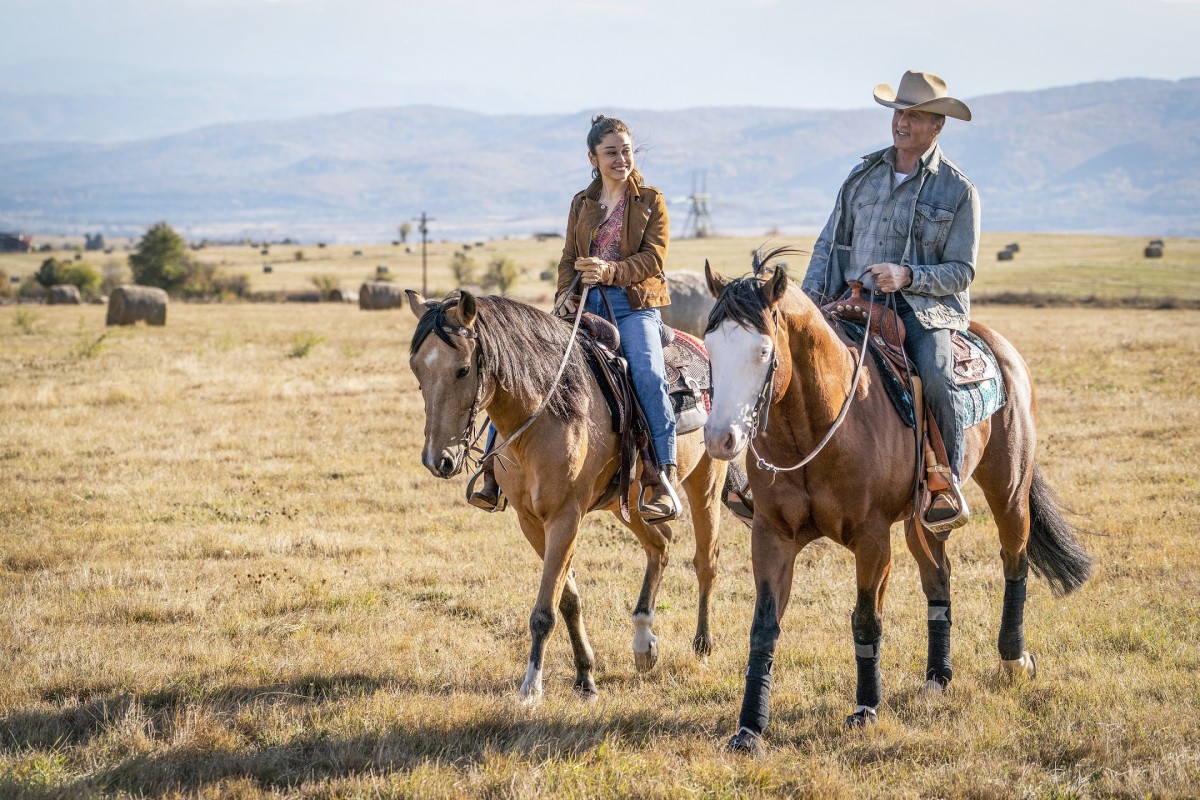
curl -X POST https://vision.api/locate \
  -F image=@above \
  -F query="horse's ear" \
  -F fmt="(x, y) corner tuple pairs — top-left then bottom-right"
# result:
(704, 260), (729, 298)
(405, 290), (428, 320)
(446, 289), (478, 329)
(764, 264), (789, 305)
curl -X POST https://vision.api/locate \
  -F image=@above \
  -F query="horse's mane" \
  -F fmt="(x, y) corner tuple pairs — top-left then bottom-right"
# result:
(411, 293), (590, 421)
(704, 246), (801, 335)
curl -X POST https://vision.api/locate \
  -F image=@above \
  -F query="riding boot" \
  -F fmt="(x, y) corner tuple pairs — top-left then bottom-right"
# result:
(468, 459), (506, 512)
(640, 464), (679, 524)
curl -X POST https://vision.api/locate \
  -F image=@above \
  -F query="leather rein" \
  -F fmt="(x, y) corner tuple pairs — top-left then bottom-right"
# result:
(746, 297), (874, 474)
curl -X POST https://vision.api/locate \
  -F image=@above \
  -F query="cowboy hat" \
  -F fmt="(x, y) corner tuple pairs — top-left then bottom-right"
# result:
(873, 71), (972, 121)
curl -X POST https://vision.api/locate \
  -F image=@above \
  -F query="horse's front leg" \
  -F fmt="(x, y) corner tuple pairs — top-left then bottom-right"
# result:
(905, 520), (954, 693)
(727, 527), (801, 756)
(847, 527), (893, 728)
(515, 508), (582, 703)
(559, 564), (597, 699)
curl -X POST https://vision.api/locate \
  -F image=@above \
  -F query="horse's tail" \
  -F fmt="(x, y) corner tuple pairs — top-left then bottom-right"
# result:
(1027, 463), (1093, 596)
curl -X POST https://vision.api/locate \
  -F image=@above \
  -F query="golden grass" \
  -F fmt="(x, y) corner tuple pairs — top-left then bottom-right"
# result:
(1, 240), (1199, 798)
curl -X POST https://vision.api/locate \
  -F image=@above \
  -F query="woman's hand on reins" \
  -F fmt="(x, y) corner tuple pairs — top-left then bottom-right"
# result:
(575, 257), (615, 286)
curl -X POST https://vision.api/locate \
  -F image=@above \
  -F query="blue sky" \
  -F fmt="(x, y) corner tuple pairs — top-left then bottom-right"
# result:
(5, 0), (1199, 112)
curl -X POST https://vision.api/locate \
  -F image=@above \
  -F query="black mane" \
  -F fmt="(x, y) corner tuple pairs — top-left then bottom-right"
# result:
(411, 294), (591, 421)
(705, 247), (800, 335)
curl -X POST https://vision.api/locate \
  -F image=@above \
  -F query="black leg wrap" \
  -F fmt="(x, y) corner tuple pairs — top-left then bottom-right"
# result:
(737, 588), (780, 735)
(998, 577), (1027, 661)
(926, 601), (953, 686)
(854, 636), (882, 709)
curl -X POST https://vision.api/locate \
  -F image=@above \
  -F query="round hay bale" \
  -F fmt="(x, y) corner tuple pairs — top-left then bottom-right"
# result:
(47, 284), (82, 305)
(358, 280), (405, 310)
(1148, 239), (1164, 248)
(660, 270), (716, 338)
(1005, 242), (1020, 252)
(106, 285), (167, 326)
(997, 250), (1014, 261)
(1144, 245), (1163, 258)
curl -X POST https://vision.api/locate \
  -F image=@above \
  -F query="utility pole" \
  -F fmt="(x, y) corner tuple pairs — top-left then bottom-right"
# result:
(414, 212), (435, 296)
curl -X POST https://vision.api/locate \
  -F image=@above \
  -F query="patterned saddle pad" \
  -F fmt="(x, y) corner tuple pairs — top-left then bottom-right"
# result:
(662, 328), (712, 434)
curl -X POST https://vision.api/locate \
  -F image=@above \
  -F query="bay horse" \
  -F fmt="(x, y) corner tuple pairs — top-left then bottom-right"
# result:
(406, 289), (728, 702)
(701, 252), (1092, 753)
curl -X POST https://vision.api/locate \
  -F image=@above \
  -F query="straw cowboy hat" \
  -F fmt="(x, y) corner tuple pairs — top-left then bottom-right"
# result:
(873, 70), (972, 121)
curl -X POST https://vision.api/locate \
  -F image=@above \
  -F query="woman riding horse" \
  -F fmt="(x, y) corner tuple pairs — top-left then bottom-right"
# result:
(407, 289), (728, 702)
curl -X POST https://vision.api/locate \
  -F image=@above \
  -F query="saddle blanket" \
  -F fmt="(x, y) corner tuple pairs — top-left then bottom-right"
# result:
(663, 328), (712, 434)
(840, 321), (1006, 430)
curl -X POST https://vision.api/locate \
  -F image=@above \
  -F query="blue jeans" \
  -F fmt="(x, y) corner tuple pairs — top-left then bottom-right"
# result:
(585, 286), (677, 468)
(897, 300), (964, 480)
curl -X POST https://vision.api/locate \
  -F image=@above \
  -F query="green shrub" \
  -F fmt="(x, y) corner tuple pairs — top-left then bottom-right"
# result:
(59, 262), (101, 299)
(34, 258), (63, 288)
(450, 252), (479, 287)
(483, 256), (522, 293)
(288, 332), (325, 359)
(0, 268), (11, 299)
(311, 274), (340, 300)
(129, 222), (189, 292)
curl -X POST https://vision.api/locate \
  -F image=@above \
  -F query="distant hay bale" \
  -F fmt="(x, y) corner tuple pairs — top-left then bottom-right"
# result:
(1144, 245), (1163, 258)
(1005, 242), (1020, 252)
(358, 280), (405, 310)
(47, 284), (82, 305)
(263, 264), (273, 273)
(1148, 239), (1164, 247)
(106, 285), (167, 326)
(997, 250), (1014, 261)
(660, 270), (716, 338)
(376, 265), (390, 278)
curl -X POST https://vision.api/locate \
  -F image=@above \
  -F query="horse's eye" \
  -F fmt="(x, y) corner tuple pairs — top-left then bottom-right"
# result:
(456, 365), (470, 379)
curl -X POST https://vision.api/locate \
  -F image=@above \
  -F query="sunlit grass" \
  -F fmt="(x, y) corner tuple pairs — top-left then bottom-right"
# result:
(0, 237), (1198, 797)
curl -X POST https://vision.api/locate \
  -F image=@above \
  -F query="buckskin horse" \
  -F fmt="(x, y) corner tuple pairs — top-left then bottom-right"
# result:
(701, 251), (1091, 754)
(406, 289), (728, 702)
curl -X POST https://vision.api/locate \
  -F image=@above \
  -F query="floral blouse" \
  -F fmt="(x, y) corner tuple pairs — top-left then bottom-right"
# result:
(589, 191), (627, 262)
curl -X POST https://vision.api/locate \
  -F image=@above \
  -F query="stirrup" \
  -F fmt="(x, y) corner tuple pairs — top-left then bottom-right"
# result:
(465, 465), (507, 513)
(920, 482), (968, 539)
(638, 468), (681, 524)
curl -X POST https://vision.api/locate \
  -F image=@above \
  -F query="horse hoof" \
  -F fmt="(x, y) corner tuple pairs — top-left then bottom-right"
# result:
(845, 707), (878, 729)
(634, 638), (659, 672)
(920, 679), (946, 697)
(726, 728), (764, 757)
(1001, 651), (1037, 681)
(573, 678), (599, 702)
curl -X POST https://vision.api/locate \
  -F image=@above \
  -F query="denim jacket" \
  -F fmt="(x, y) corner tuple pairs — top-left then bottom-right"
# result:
(802, 144), (980, 331)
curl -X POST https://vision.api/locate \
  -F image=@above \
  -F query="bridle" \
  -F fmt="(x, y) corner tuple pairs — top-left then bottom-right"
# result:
(745, 298), (874, 474)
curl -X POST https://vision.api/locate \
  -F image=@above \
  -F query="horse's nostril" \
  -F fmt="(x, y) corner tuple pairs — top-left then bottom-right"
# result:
(436, 456), (454, 475)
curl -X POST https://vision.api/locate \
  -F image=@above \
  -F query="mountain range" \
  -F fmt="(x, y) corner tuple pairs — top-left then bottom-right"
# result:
(1, 76), (1197, 239)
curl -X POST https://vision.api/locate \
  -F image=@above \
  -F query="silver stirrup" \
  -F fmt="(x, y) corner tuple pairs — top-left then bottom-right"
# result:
(921, 481), (969, 537)
(638, 468), (681, 523)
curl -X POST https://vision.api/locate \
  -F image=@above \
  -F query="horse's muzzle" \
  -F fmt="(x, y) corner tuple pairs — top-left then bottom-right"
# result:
(422, 448), (465, 479)
(703, 423), (747, 462)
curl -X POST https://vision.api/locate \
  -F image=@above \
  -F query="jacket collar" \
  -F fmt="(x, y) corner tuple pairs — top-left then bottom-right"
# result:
(871, 142), (943, 175)
(584, 176), (644, 203)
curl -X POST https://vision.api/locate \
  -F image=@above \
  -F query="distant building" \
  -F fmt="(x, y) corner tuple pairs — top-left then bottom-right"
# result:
(0, 233), (33, 252)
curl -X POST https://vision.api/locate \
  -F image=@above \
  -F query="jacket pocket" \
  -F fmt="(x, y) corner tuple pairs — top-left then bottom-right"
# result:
(914, 203), (954, 249)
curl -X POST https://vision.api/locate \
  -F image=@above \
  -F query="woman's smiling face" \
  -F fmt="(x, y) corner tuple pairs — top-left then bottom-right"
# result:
(589, 131), (634, 184)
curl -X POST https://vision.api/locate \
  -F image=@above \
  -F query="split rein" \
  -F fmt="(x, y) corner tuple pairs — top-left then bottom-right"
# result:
(746, 297), (875, 474)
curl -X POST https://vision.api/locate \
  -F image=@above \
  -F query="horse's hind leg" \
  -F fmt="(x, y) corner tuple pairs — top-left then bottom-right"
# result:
(617, 507), (673, 672)
(682, 454), (725, 657)
(975, 426), (1038, 681)
(905, 521), (954, 692)
(559, 565), (598, 699)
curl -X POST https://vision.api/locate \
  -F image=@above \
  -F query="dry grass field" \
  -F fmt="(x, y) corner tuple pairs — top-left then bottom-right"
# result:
(2, 234), (1199, 798)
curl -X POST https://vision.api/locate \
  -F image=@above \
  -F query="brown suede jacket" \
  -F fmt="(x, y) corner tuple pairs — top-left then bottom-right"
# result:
(555, 176), (671, 310)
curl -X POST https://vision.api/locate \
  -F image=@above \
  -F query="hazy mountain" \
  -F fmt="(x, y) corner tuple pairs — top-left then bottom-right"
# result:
(1, 77), (1197, 239)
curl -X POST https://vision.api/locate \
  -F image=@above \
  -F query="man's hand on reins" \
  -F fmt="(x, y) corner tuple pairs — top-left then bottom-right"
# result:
(867, 262), (913, 293)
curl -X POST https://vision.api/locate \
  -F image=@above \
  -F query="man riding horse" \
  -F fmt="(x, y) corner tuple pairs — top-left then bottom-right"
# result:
(802, 70), (980, 535)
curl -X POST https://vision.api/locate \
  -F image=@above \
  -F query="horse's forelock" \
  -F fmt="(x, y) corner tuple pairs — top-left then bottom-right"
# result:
(705, 277), (771, 335)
